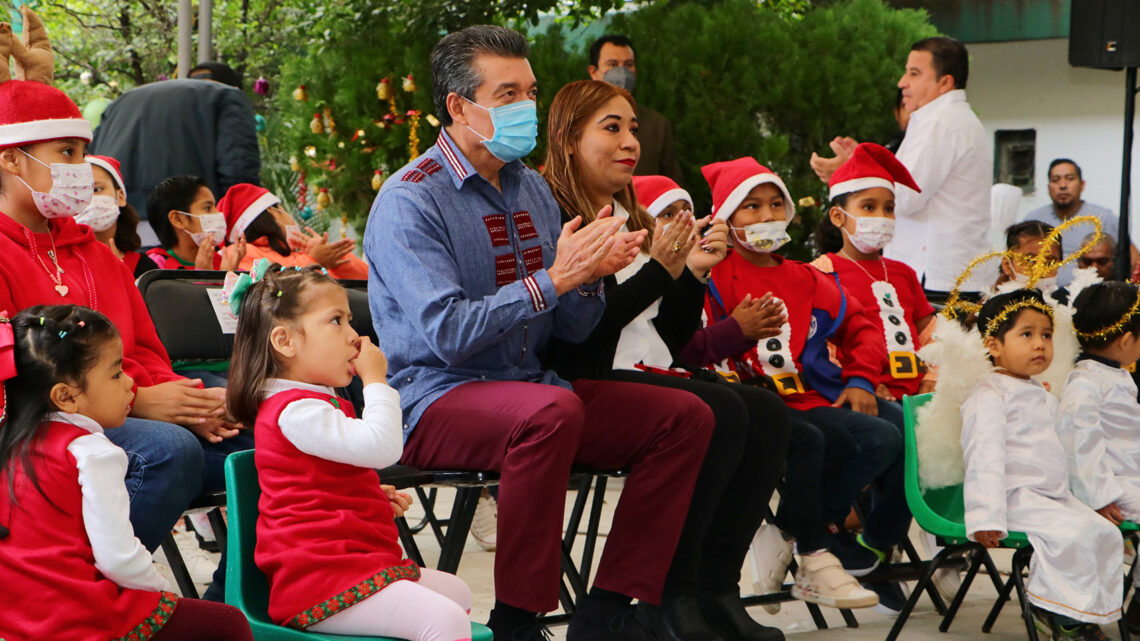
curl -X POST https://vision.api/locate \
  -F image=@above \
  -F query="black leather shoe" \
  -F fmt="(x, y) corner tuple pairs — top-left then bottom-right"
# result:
(568, 596), (654, 641)
(699, 594), (785, 641)
(637, 595), (725, 641)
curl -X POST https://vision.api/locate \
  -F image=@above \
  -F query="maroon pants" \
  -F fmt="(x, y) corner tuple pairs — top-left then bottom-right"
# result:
(151, 597), (253, 641)
(404, 378), (714, 613)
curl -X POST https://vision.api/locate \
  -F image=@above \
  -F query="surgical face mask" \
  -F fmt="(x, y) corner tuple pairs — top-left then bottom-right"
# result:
(463, 98), (539, 163)
(15, 150), (94, 219)
(181, 211), (227, 246)
(731, 219), (791, 254)
(1010, 270), (1058, 296)
(76, 194), (120, 232)
(603, 67), (636, 93)
(840, 208), (895, 253)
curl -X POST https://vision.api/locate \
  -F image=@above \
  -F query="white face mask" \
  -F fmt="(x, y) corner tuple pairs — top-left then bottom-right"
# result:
(181, 211), (227, 247)
(841, 208), (895, 253)
(75, 194), (120, 232)
(731, 219), (791, 253)
(15, 150), (94, 219)
(1011, 270), (1059, 296)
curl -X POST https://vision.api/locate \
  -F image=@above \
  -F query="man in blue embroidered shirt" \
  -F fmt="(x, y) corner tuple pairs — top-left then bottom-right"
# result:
(365, 25), (714, 641)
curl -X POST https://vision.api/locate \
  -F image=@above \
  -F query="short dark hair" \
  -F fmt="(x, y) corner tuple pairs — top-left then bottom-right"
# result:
(589, 34), (635, 68)
(977, 288), (1051, 341)
(814, 192), (850, 255)
(1072, 281), (1140, 350)
(147, 175), (208, 249)
(1048, 158), (1083, 180)
(1005, 220), (1055, 252)
(911, 37), (968, 89)
(430, 25), (530, 127)
(188, 61), (242, 89)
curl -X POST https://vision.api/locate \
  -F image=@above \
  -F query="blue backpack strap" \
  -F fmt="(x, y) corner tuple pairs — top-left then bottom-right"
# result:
(825, 272), (847, 339)
(707, 279), (729, 323)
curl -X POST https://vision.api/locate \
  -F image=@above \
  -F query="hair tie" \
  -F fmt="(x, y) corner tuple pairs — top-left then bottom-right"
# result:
(276, 290), (283, 297)
(222, 258), (276, 316)
(0, 312), (14, 384)
(39, 317), (44, 326)
(320, 268), (329, 275)
(58, 331), (67, 339)
(77, 321), (85, 328)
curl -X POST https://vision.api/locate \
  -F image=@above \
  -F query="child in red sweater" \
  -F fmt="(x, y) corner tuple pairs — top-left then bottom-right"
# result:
(145, 174), (246, 271)
(0, 305), (251, 641)
(226, 260), (472, 639)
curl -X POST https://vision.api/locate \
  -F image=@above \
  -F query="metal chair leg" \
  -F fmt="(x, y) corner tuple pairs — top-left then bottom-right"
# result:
(206, 507), (227, 553)
(436, 487), (481, 574)
(395, 516), (426, 567)
(161, 534), (199, 598)
(940, 546), (985, 632)
(885, 545), (956, 641)
(1009, 547), (1041, 641)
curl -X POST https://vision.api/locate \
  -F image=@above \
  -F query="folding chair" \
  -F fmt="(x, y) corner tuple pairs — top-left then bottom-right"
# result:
(224, 451), (493, 640)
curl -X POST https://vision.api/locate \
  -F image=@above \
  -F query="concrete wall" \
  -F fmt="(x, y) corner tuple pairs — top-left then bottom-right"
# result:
(968, 37), (1137, 240)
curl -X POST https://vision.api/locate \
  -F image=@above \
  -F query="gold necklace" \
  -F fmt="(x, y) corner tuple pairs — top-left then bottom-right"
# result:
(839, 248), (889, 284)
(28, 229), (68, 296)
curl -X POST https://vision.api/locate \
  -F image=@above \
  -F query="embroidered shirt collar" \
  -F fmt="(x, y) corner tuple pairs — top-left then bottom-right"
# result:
(436, 128), (525, 190)
(265, 378), (337, 398)
(47, 411), (104, 434)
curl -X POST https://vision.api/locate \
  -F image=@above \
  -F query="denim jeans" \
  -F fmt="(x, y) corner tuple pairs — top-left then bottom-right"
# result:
(796, 398), (910, 548)
(105, 418), (205, 552)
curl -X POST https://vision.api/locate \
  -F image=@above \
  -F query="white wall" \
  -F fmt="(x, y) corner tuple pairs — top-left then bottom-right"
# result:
(969, 37), (1138, 241)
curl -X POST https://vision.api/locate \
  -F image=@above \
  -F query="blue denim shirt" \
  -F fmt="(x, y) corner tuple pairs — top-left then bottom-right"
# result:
(364, 130), (606, 438)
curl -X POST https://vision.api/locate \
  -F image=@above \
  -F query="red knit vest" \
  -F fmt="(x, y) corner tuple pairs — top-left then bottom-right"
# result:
(255, 389), (419, 628)
(0, 421), (176, 641)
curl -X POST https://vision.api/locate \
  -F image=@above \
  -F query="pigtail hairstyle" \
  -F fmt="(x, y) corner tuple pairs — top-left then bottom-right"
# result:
(1, 305), (119, 505)
(542, 79), (654, 250)
(226, 264), (340, 427)
(243, 210), (292, 257)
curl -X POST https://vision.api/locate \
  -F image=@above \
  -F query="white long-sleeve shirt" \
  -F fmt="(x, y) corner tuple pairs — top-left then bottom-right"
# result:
(51, 412), (170, 592)
(885, 89), (993, 292)
(264, 379), (404, 469)
(1058, 357), (1140, 516)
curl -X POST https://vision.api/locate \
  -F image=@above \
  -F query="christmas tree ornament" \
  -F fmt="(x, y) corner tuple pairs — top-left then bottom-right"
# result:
(407, 110), (421, 160)
(254, 114), (267, 133)
(351, 128), (365, 142)
(289, 156), (300, 172)
(376, 77), (391, 101)
(426, 114), (440, 127)
(316, 187), (331, 211)
(309, 112), (324, 134)
(402, 74), (416, 92)
(293, 84), (307, 101)
(371, 170), (384, 191)
(254, 76), (269, 96)
(337, 141), (345, 149)
(304, 145), (317, 158)
(322, 106), (336, 134)
(300, 205), (314, 220)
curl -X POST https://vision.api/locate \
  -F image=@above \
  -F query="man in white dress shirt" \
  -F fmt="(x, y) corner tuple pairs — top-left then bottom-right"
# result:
(812, 37), (992, 302)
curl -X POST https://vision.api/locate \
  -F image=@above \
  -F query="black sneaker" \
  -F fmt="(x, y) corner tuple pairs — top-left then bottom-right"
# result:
(487, 620), (552, 641)
(827, 531), (879, 577)
(863, 581), (906, 616)
(568, 596), (654, 641)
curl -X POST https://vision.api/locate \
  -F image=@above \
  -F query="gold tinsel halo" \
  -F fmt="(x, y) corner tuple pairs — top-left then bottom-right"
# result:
(1073, 286), (1140, 341)
(983, 297), (1055, 338)
(941, 214), (1104, 320)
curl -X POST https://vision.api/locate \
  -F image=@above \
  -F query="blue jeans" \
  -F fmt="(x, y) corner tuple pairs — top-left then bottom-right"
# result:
(797, 398), (910, 547)
(105, 418), (205, 552)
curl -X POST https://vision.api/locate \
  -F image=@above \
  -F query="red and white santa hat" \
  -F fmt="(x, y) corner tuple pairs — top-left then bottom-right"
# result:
(218, 183), (279, 243)
(632, 175), (692, 218)
(0, 80), (91, 148)
(828, 142), (920, 201)
(86, 154), (126, 193)
(701, 157), (794, 222)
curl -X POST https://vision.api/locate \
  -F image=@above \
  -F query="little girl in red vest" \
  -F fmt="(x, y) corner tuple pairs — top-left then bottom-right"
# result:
(225, 259), (473, 640)
(0, 304), (252, 641)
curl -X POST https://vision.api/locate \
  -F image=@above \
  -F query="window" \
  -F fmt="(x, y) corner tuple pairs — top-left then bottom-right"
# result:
(994, 129), (1036, 193)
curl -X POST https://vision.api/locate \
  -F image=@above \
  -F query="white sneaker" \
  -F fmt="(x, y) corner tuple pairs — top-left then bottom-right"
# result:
(749, 523), (793, 614)
(791, 551), (880, 609)
(469, 491), (497, 551)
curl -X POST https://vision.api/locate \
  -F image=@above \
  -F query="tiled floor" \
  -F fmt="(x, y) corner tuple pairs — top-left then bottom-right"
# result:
(154, 481), (1103, 640)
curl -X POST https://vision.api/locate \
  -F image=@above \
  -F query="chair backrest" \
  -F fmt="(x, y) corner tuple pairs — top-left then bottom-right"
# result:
(903, 394), (1029, 547)
(137, 269), (233, 365)
(224, 450), (273, 623)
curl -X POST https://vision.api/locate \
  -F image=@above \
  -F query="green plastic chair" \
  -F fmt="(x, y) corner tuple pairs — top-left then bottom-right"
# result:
(224, 450), (493, 641)
(886, 394), (1039, 641)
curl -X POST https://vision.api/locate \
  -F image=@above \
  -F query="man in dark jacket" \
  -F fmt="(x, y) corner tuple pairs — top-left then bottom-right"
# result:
(91, 62), (260, 216)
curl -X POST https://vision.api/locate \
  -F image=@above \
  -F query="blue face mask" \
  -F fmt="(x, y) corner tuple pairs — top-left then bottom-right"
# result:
(463, 98), (539, 162)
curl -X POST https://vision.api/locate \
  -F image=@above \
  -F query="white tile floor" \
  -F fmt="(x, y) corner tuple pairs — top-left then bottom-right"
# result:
(153, 481), (1100, 640)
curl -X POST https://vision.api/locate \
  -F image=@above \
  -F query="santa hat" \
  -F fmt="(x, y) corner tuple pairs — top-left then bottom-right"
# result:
(701, 157), (793, 222)
(0, 80), (91, 148)
(86, 154), (125, 193)
(218, 183), (279, 243)
(632, 176), (692, 218)
(828, 142), (920, 201)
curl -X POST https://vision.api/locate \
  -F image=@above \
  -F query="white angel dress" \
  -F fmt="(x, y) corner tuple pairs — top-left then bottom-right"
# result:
(1058, 356), (1140, 520)
(962, 371), (1122, 624)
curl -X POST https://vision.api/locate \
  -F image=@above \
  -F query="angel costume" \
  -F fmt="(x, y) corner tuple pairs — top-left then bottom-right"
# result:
(1058, 355), (1140, 520)
(962, 371), (1122, 624)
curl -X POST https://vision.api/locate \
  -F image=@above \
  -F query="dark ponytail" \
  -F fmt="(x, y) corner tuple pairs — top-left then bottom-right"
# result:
(1, 305), (119, 505)
(814, 193), (849, 256)
(226, 264), (340, 426)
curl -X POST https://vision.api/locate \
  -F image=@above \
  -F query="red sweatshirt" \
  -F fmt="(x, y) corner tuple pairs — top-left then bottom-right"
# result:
(0, 213), (181, 388)
(704, 252), (886, 410)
